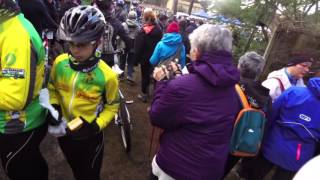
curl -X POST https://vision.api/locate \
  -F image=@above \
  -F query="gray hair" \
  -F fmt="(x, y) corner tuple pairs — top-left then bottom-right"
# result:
(189, 24), (232, 53)
(238, 51), (265, 79)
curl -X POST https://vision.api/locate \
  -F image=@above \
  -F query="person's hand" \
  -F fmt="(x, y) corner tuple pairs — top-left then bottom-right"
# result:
(67, 117), (100, 140)
(48, 118), (67, 138)
(39, 88), (59, 121)
(168, 62), (182, 76)
(46, 104), (63, 126)
(153, 66), (169, 81)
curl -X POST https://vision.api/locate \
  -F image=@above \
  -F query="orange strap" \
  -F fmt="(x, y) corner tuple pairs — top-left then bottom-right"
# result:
(235, 84), (250, 108)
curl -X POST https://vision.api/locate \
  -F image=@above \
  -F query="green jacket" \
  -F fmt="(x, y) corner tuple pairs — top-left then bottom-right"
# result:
(48, 54), (120, 130)
(0, 14), (46, 134)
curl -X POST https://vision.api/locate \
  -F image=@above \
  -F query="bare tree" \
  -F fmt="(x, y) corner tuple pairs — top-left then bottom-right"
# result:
(302, 0), (317, 18)
(188, 0), (195, 15)
(173, 0), (179, 15)
(316, 0), (319, 23)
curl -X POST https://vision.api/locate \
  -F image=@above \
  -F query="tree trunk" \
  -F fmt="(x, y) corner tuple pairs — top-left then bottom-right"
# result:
(243, 27), (257, 53)
(173, 0), (179, 15)
(160, 0), (169, 8)
(316, 1), (319, 23)
(260, 25), (269, 43)
(188, 0), (195, 15)
(293, 0), (297, 21)
(303, 2), (316, 18)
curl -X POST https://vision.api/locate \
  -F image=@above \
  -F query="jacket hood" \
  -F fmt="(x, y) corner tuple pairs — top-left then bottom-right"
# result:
(266, 68), (283, 79)
(307, 77), (320, 98)
(191, 51), (240, 87)
(125, 19), (138, 28)
(162, 33), (182, 45)
(142, 23), (161, 36)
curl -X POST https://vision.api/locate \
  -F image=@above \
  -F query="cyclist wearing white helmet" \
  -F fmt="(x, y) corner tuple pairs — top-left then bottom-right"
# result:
(46, 5), (119, 179)
(0, 0), (48, 179)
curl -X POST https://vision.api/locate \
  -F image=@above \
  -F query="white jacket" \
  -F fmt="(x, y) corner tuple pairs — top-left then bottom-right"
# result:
(262, 68), (305, 101)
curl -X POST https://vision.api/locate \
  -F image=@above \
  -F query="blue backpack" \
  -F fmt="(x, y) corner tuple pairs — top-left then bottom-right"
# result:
(230, 84), (267, 157)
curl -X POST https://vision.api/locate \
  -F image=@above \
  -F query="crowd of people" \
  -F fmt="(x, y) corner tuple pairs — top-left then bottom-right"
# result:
(1, 0), (320, 180)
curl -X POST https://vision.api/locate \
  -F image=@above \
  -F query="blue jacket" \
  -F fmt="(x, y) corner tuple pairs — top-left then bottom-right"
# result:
(149, 51), (240, 180)
(262, 77), (320, 171)
(150, 32), (186, 68)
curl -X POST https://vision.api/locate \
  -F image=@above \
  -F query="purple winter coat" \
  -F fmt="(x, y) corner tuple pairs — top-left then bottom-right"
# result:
(149, 51), (241, 180)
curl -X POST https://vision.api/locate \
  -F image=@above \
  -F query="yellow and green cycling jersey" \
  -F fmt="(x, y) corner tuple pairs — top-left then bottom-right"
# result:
(0, 14), (46, 134)
(48, 54), (120, 130)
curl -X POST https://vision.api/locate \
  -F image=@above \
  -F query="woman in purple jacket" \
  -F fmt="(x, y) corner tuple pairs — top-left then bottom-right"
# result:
(149, 24), (241, 180)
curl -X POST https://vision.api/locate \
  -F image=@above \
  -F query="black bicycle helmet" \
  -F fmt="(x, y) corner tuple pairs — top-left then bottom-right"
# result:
(0, 0), (20, 21)
(56, 5), (106, 43)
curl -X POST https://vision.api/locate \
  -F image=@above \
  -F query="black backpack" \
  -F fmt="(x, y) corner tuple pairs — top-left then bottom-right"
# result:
(101, 22), (115, 55)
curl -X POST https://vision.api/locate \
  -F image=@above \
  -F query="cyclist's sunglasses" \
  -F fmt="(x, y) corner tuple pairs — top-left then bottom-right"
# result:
(67, 41), (96, 48)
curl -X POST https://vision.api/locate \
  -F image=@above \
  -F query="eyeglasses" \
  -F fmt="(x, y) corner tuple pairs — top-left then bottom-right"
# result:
(298, 62), (312, 68)
(67, 41), (96, 48)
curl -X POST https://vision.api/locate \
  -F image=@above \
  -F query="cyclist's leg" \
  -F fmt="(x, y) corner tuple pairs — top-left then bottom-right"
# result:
(0, 123), (48, 180)
(58, 132), (104, 180)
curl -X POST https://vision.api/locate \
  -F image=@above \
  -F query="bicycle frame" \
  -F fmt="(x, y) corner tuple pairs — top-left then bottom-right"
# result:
(42, 30), (54, 88)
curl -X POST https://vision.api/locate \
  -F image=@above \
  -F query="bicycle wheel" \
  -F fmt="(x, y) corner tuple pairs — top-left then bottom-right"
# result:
(118, 91), (131, 152)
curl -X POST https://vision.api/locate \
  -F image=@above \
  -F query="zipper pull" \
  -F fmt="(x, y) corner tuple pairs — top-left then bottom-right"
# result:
(296, 143), (302, 161)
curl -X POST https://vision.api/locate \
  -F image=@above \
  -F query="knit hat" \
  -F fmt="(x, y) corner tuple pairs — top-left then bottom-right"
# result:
(286, 53), (313, 67)
(166, 22), (179, 33)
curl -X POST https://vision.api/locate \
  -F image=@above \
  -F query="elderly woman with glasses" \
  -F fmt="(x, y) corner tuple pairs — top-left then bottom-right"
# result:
(149, 24), (241, 180)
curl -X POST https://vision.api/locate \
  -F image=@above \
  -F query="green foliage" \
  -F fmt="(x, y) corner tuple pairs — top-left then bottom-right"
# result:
(211, 0), (320, 61)
(231, 26), (267, 62)
(82, 0), (91, 5)
(212, 0), (242, 18)
(210, 0), (269, 61)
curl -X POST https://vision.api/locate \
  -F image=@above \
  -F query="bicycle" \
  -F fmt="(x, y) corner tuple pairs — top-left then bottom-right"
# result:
(114, 89), (132, 153)
(110, 49), (133, 153)
(42, 29), (63, 86)
(42, 29), (54, 87)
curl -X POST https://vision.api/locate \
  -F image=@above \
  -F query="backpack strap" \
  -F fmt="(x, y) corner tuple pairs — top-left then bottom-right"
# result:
(235, 84), (250, 108)
(171, 44), (182, 62)
(272, 77), (285, 92)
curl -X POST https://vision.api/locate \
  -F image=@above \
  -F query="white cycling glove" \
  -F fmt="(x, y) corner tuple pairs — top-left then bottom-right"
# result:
(48, 118), (67, 138)
(39, 88), (59, 121)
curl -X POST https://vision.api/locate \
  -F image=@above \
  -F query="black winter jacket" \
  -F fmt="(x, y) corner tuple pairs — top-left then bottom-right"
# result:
(107, 16), (132, 52)
(134, 23), (162, 65)
(18, 0), (58, 34)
